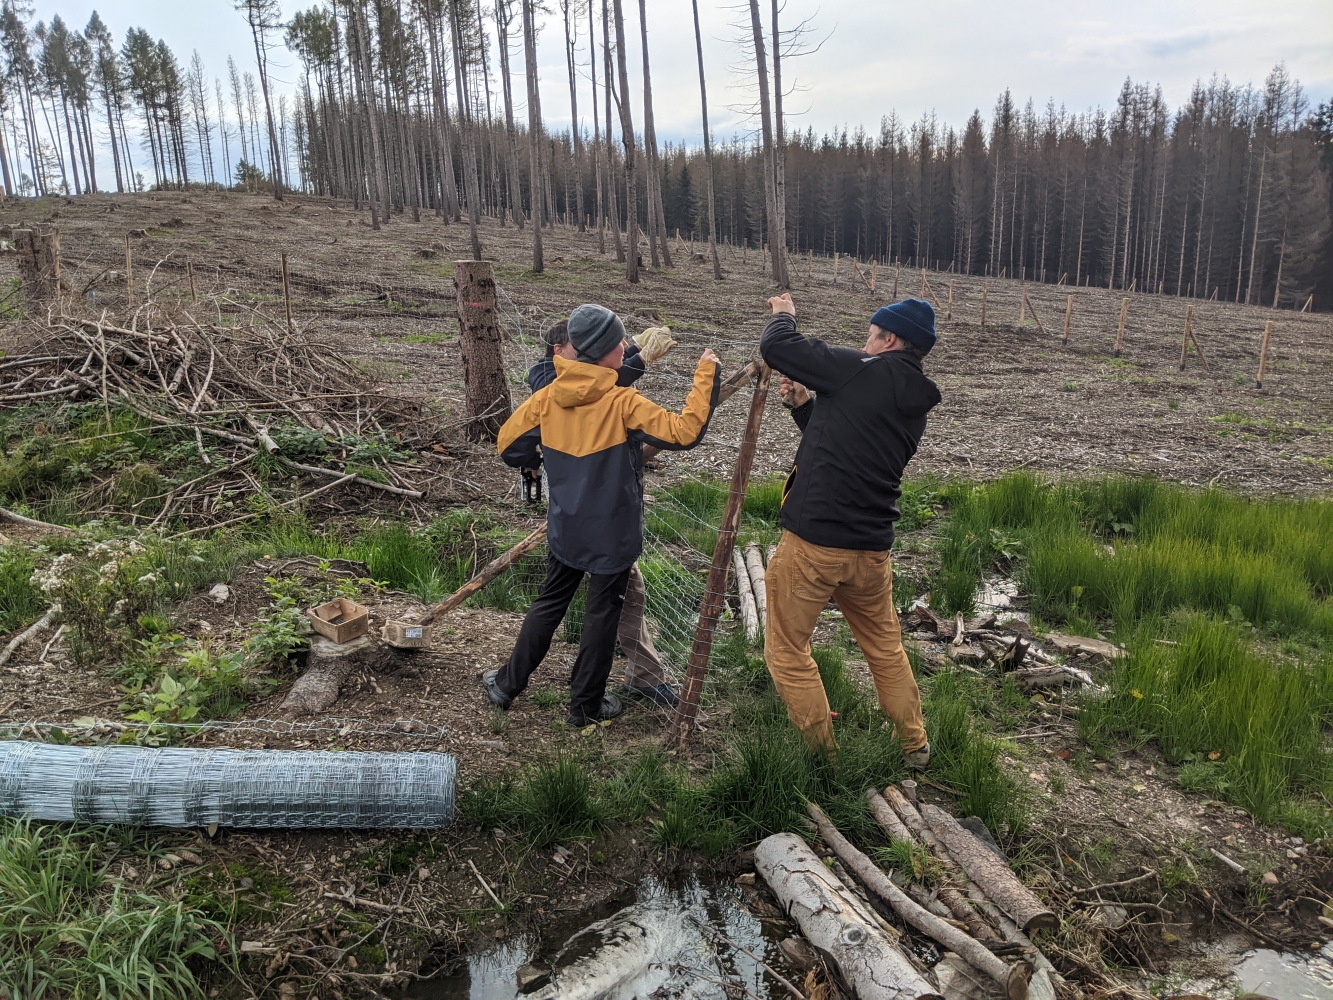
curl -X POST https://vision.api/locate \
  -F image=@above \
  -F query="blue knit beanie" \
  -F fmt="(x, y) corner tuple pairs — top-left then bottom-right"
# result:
(568, 304), (626, 362)
(870, 299), (937, 353)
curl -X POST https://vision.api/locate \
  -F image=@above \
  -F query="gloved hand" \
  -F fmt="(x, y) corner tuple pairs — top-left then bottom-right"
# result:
(633, 326), (677, 365)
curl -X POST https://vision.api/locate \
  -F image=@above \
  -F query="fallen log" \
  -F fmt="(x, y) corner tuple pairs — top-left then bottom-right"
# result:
(808, 803), (1032, 1000)
(732, 546), (760, 642)
(754, 832), (941, 1000)
(0, 507), (74, 535)
(867, 791), (1002, 943)
(882, 788), (1061, 1000)
(1010, 664), (1094, 691)
(743, 542), (768, 628)
(280, 634), (396, 716)
(918, 804), (1057, 934)
(0, 606), (58, 668)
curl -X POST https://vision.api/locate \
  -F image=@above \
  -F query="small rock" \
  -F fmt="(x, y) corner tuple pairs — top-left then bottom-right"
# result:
(418, 866), (430, 881)
(779, 937), (818, 972)
(278, 982), (296, 997)
(1093, 762), (1111, 772)
(208, 583), (231, 604)
(239, 877), (254, 889)
(1262, 871), (1279, 886)
(494, 928), (505, 939)
(516, 961), (550, 992)
(1288, 849), (1300, 859)
(345, 954), (358, 969)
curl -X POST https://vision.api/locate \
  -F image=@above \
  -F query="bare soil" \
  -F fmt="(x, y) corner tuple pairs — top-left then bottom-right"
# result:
(3, 192), (1333, 996)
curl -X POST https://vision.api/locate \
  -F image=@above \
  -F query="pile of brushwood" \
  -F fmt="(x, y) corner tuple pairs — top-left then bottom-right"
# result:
(1, 308), (468, 529)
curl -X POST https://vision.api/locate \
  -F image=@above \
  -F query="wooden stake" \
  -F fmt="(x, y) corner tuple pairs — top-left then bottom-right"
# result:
(946, 279), (953, 319)
(832, 252), (839, 283)
(1024, 293), (1047, 336)
(280, 253), (294, 335)
(981, 283), (989, 328)
(125, 234), (133, 306)
(919, 267), (926, 296)
(51, 227), (60, 298)
(1256, 320), (1273, 388)
(892, 264), (899, 298)
(187, 259), (197, 303)
(1113, 297), (1129, 356)
(675, 365), (772, 743)
(807, 248), (813, 278)
(1301, 294), (1313, 313)
(1061, 294), (1073, 343)
(1018, 281), (1026, 324)
(743, 239), (747, 263)
(870, 259), (877, 293)
(1178, 304), (1194, 370)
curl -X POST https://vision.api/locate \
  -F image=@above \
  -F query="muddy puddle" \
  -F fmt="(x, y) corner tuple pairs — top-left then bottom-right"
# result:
(1231, 945), (1333, 999)
(405, 874), (807, 1000)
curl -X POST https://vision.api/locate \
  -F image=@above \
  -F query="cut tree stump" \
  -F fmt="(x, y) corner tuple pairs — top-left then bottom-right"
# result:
(454, 260), (512, 441)
(281, 634), (396, 716)
(754, 832), (941, 1000)
(919, 804), (1057, 934)
(14, 228), (61, 302)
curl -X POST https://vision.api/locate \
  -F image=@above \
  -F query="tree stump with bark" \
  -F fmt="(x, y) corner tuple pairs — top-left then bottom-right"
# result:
(281, 634), (396, 716)
(454, 260), (512, 441)
(13, 228), (61, 303)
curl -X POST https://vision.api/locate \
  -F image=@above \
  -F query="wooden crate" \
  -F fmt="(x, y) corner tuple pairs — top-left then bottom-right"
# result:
(307, 598), (369, 644)
(381, 620), (432, 649)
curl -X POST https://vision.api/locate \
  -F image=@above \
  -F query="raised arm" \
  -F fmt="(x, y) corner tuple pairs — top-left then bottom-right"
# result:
(759, 299), (850, 395)
(623, 352), (721, 451)
(497, 390), (545, 468)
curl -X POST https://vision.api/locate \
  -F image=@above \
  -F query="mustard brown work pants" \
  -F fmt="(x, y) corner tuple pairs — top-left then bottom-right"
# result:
(764, 530), (926, 755)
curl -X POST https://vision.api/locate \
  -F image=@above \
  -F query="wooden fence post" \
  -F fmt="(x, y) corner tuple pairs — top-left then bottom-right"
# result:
(674, 365), (771, 744)
(832, 252), (839, 284)
(870, 260), (877, 294)
(1256, 321), (1273, 388)
(280, 252), (294, 335)
(892, 264), (899, 299)
(1018, 280), (1026, 324)
(807, 249), (813, 278)
(125, 234), (133, 306)
(946, 279), (953, 319)
(1302, 295), (1313, 313)
(980, 283), (988, 328)
(1178, 304), (1194, 370)
(1061, 294), (1073, 343)
(1113, 297), (1129, 357)
(187, 260), (197, 303)
(454, 259), (513, 441)
(919, 268), (926, 297)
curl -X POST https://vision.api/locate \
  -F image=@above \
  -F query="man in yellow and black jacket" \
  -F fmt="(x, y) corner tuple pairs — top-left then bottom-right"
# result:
(486, 304), (721, 727)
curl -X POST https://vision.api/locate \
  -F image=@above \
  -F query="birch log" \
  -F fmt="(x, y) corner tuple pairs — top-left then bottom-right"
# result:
(754, 833), (941, 1000)
(732, 546), (760, 642)
(867, 791), (1002, 942)
(918, 804), (1057, 933)
(882, 788), (1061, 1000)
(743, 542), (767, 628)
(808, 803), (1032, 1000)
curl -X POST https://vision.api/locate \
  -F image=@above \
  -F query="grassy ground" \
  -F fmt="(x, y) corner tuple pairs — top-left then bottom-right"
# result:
(4, 394), (1333, 994)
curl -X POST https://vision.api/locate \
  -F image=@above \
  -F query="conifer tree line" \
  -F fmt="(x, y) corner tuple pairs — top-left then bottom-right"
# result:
(1, 0), (1330, 306)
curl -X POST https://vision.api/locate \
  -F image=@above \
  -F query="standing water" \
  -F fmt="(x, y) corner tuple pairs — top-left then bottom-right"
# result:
(1235, 945), (1333, 1000)
(404, 874), (807, 1000)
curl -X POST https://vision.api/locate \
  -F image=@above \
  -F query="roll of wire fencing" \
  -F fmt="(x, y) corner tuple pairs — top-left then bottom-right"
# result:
(0, 742), (456, 829)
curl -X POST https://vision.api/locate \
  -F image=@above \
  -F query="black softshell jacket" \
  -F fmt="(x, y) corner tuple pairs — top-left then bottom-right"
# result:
(760, 313), (941, 551)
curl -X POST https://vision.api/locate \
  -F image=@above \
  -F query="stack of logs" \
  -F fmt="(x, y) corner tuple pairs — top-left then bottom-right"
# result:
(757, 784), (1067, 1000)
(731, 540), (775, 640)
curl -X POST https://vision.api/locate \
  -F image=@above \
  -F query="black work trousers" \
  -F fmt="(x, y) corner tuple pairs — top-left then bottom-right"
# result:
(496, 555), (631, 720)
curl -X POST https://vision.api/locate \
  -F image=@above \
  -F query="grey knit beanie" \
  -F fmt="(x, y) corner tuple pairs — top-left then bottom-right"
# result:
(567, 304), (626, 363)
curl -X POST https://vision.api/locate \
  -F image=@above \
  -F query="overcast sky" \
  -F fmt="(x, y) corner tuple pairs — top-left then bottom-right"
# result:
(26, 0), (1333, 154)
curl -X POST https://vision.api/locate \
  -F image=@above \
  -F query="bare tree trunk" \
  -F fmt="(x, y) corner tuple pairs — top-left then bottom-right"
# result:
(521, 0), (545, 272)
(1245, 142), (1267, 305)
(449, 0), (484, 259)
(588, 0), (605, 252)
(610, 0), (637, 279)
(636, 0), (672, 268)
(561, 0), (586, 232)
(350, 5), (385, 229)
(496, 0), (525, 228)
(601, 0), (624, 262)
(769, 0), (788, 286)
(747, 0), (784, 288)
(690, 0), (721, 280)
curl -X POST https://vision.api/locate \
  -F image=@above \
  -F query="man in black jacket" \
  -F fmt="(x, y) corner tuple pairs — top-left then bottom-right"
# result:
(759, 293), (941, 763)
